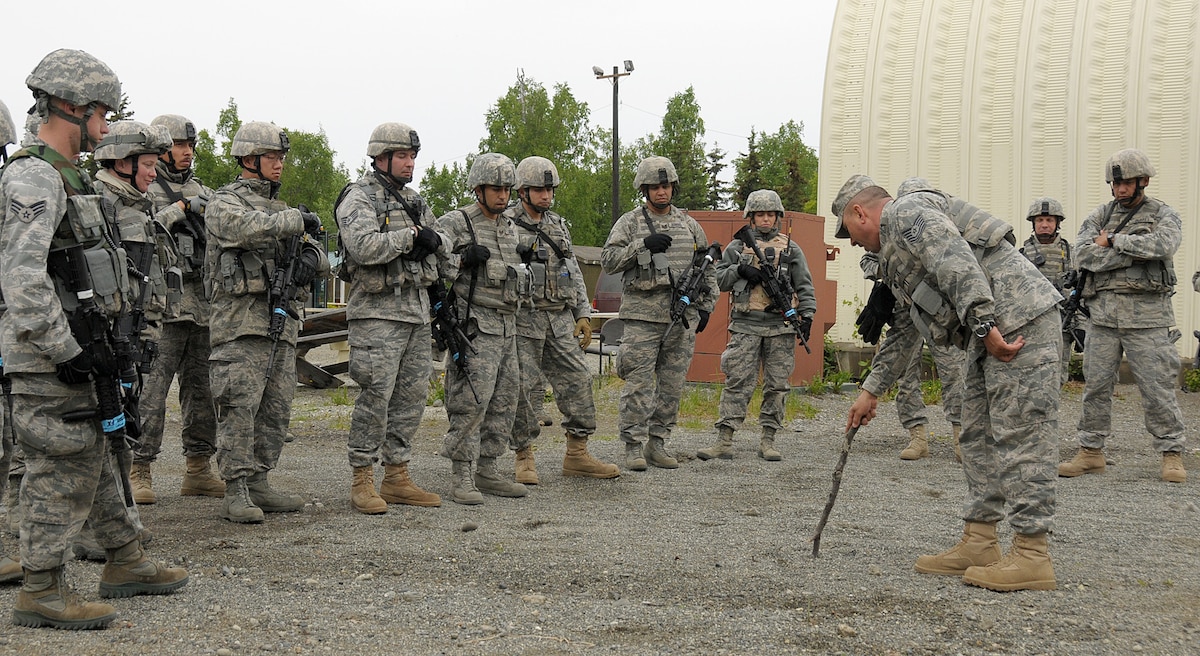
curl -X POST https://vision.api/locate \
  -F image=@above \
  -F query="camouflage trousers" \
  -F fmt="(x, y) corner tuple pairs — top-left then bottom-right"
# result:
(1078, 324), (1186, 453)
(10, 373), (139, 571)
(1, 389), (12, 554)
(347, 319), (431, 468)
(715, 332), (795, 432)
(135, 319), (216, 463)
(512, 309), (597, 450)
(896, 339), (965, 428)
(959, 309), (1060, 535)
(441, 329), (519, 463)
(616, 319), (697, 445)
(210, 337), (296, 481)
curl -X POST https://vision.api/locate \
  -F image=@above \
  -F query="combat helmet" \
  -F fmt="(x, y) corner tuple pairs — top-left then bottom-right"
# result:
(515, 156), (560, 189)
(466, 153), (517, 189)
(94, 121), (171, 162)
(25, 49), (121, 152)
(633, 156), (678, 188)
(0, 100), (14, 162)
(367, 122), (420, 157)
(1026, 197), (1064, 223)
(231, 121), (289, 157)
(743, 189), (785, 218)
(151, 114), (197, 143)
(1105, 148), (1155, 183)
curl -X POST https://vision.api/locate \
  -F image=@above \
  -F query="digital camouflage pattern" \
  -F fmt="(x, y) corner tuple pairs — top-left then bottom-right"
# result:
(92, 120), (170, 162)
(1105, 148), (1155, 182)
(614, 319), (696, 446)
(25, 49), (121, 111)
(715, 332), (794, 433)
(230, 121), (289, 157)
(1074, 193), (1184, 453)
(0, 99), (14, 148)
(716, 225), (815, 336)
(209, 338), (296, 481)
(633, 156), (678, 187)
(347, 319), (432, 467)
(366, 122), (420, 157)
(465, 153), (516, 190)
(1021, 232), (1074, 384)
(147, 159), (215, 325)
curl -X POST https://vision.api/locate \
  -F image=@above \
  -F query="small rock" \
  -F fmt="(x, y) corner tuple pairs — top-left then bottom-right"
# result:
(304, 578), (318, 585)
(522, 593), (547, 604)
(837, 623), (857, 637)
(462, 522), (478, 532)
(867, 564), (882, 576)
(744, 508), (760, 517)
(355, 573), (374, 582)
(217, 649), (233, 656)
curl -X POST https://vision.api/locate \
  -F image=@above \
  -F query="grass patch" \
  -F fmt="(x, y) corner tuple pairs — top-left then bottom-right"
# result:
(329, 387), (354, 406)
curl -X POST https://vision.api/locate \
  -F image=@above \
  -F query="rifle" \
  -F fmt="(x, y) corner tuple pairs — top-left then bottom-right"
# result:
(734, 225), (812, 354)
(266, 234), (302, 376)
(661, 242), (722, 346)
(428, 282), (479, 403)
(1060, 269), (1090, 353)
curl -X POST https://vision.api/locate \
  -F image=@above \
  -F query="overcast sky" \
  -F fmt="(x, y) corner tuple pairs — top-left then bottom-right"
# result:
(2, 0), (837, 183)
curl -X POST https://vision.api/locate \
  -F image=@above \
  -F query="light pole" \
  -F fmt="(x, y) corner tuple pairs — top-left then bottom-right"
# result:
(593, 60), (633, 225)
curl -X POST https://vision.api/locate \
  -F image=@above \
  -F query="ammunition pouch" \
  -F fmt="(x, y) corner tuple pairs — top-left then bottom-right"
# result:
(217, 248), (270, 296)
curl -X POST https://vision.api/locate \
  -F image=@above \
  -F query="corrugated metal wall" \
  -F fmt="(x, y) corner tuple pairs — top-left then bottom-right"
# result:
(819, 0), (1200, 353)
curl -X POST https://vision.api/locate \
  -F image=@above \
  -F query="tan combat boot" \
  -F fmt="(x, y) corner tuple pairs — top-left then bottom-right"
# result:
(475, 457), (528, 497)
(1162, 452), (1187, 483)
(625, 442), (647, 471)
(0, 555), (21, 583)
(758, 428), (782, 461)
(914, 521), (1002, 575)
(952, 423), (962, 463)
(963, 532), (1056, 592)
(380, 463), (441, 507)
(13, 567), (116, 630)
(900, 425), (930, 460)
(246, 472), (303, 512)
(350, 466), (387, 515)
(450, 460), (484, 506)
(644, 437), (679, 469)
(181, 456), (225, 497)
(220, 477), (264, 524)
(129, 462), (155, 505)
(99, 540), (189, 598)
(697, 427), (735, 461)
(514, 446), (539, 485)
(562, 435), (620, 478)
(1058, 447), (1106, 477)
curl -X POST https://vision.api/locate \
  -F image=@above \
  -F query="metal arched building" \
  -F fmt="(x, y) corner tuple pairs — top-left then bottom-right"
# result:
(818, 0), (1200, 353)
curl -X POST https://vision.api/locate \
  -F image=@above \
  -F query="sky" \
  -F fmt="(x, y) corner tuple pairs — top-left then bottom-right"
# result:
(1, 0), (838, 185)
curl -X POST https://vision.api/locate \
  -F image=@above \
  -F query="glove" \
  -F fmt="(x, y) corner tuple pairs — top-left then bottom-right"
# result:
(291, 245), (323, 286)
(695, 309), (711, 334)
(461, 244), (491, 269)
(643, 233), (672, 254)
(798, 315), (813, 342)
(298, 204), (323, 237)
(184, 195), (208, 216)
(516, 244), (535, 264)
(55, 350), (94, 386)
(413, 226), (441, 253)
(574, 318), (593, 350)
(855, 281), (895, 345)
(737, 264), (765, 284)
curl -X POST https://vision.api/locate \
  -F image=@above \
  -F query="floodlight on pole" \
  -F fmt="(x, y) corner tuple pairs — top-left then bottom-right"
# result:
(593, 61), (633, 226)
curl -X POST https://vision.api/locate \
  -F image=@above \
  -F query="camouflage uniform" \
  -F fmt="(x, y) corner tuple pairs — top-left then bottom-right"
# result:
(1021, 229), (1075, 385)
(140, 143), (217, 468)
(601, 203), (715, 457)
(435, 203), (526, 464)
(508, 202), (595, 449)
(856, 179), (1061, 535)
(337, 172), (444, 469)
(713, 223), (816, 437)
(205, 177), (326, 484)
(1074, 199), (1184, 454)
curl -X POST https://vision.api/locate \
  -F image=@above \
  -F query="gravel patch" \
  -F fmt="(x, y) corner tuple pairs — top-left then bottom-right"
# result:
(2, 369), (1198, 655)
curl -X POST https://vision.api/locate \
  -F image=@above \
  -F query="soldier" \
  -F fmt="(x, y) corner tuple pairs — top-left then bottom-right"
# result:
(508, 156), (619, 483)
(136, 114), (223, 503)
(0, 99), (20, 583)
(838, 174), (1062, 592)
(435, 153), (530, 504)
(205, 121), (328, 523)
(1, 49), (188, 630)
(1020, 197), (1077, 385)
(1059, 149), (1187, 483)
(336, 122), (443, 514)
(698, 190), (815, 461)
(859, 252), (966, 461)
(601, 156), (716, 471)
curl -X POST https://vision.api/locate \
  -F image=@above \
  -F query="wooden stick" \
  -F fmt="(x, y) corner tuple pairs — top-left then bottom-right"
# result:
(811, 426), (859, 558)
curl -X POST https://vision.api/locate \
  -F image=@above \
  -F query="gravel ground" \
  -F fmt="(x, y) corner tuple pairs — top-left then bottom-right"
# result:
(1, 349), (1198, 655)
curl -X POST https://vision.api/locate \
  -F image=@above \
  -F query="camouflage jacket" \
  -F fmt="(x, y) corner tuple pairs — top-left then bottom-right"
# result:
(505, 203), (590, 340)
(715, 224), (816, 337)
(205, 177), (326, 348)
(146, 161), (214, 326)
(436, 203), (527, 337)
(601, 204), (715, 324)
(336, 174), (446, 324)
(1074, 197), (1180, 329)
(1020, 234), (1073, 293)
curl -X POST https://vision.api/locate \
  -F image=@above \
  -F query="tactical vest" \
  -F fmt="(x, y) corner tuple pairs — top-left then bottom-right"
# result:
(622, 207), (701, 292)
(334, 179), (438, 294)
(1021, 235), (1071, 291)
(4, 147), (129, 318)
(210, 180), (289, 300)
(1085, 199), (1176, 296)
(511, 209), (576, 308)
(733, 233), (797, 313)
(97, 173), (182, 320)
(881, 189), (1014, 348)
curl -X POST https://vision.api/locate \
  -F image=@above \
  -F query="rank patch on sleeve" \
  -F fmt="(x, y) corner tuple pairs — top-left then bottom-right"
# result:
(902, 215), (925, 244)
(10, 199), (47, 224)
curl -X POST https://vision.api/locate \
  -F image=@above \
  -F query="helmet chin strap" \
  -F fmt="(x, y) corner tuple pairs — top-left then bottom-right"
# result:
(372, 158), (410, 188)
(520, 189), (549, 215)
(50, 101), (100, 152)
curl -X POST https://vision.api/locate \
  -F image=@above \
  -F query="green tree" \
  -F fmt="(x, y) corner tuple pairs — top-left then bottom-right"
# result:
(650, 87), (709, 210)
(193, 98), (241, 188)
(278, 127), (351, 229)
(420, 161), (472, 218)
(706, 143), (730, 210)
(733, 129), (763, 207)
(732, 120), (818, 213)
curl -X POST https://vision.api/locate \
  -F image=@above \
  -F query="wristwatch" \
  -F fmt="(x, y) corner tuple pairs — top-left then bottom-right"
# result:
(973, 319), (996, 339)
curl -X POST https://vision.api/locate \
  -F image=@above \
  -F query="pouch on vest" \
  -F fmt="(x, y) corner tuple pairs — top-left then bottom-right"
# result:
(909, 280), (966, 349)
(53, 195), (111, 251)
(83, 244), (128, 317)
